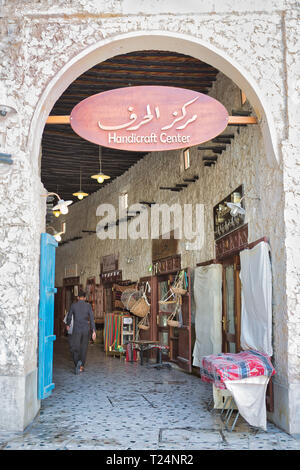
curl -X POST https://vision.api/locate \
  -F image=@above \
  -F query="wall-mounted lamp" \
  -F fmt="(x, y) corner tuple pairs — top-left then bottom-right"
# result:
(225, 194), (260, 217)
(42, 192), (73, 215)
(47, 223), (66, 242)
(226, 198), (246, 217)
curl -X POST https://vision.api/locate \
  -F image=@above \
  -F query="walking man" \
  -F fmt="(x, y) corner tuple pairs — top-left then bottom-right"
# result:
(66, 289), (96, 374)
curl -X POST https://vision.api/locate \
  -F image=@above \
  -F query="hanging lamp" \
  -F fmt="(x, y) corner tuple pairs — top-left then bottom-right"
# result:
(91, 146), (110, 184)
(43, 192), (73, 215)
(73, 167), (89, 200)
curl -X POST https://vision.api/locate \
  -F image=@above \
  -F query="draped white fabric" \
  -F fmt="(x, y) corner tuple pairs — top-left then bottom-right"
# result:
(240, 241), (273, 356)
(192, 264), (222, 367)
(224, 375), (270, 430)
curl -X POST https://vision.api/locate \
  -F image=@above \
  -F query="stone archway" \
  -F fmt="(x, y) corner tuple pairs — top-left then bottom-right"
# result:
(28, 31), (279, 174)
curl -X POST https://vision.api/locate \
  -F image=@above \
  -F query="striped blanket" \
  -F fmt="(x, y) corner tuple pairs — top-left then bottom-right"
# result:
(200, 350), (275, 389)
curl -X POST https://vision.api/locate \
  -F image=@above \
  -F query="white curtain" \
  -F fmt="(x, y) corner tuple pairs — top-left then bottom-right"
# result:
(193, 264), (222, 367)
(240, 241), (273, 356)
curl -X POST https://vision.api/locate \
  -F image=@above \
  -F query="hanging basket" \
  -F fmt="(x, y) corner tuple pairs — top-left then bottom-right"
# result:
(158, 300), (177, 313)
(130, 295), (150, 318)
(171, 271), (187, 296)
(166, 300), (182, 328)
(138, 315), (150, 330)
(121, 288), (140, 310)
(171, 287), (187, 296)
(167, 319), (180, 328)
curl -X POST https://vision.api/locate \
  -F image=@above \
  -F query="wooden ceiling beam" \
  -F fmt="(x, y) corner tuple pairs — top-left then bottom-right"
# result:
(103, 58), (217, 69)
(85, 67), (218, 76)
(42, 153), (144, 162)
(45, 115), (258, 125)
(70, 76), (216, 86)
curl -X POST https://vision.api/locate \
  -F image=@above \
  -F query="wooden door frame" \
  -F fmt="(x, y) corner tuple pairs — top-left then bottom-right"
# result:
(152, 268), (192, 371)
(221, 254), (241, 353)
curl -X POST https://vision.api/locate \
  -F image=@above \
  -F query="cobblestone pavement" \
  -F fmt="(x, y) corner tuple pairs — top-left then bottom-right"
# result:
(1, 338), (300, 451)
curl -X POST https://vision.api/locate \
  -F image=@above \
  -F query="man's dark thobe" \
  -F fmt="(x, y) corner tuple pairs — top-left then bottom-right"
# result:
(66, 299), (96, 369)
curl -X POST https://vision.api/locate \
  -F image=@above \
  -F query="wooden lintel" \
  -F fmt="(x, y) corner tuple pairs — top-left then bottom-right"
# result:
(45, 115), (258, 125)
(46, 115), (70, 124)
(228, 116), (257, 125)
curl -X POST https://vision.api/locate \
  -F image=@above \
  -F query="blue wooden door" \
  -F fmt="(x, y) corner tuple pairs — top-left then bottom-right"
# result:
(38, 233), (58, 399)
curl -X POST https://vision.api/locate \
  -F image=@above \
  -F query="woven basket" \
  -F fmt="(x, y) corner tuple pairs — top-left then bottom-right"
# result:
(121, 289), (140, 310)
(167, 319), (180, 328)
(130, 297), (150, 318)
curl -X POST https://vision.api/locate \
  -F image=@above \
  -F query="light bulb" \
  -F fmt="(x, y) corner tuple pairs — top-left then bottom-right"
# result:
(78, 194), (84, 200)
(54, 234), (62, 242)
(97, 176), (104, 183)
(60, 205), (69, 215)
(53, 210), (60, 218)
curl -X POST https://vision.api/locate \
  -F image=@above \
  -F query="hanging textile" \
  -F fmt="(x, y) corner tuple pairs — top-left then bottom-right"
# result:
(104, 313), (122, 352)
(192, 264), (222, 367)
(239, 241), (273, 356)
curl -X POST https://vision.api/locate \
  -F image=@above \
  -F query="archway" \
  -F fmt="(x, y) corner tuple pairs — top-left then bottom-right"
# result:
(34, 31), (281, 433)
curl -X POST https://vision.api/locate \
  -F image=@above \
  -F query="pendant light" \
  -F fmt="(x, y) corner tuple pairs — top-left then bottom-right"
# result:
(91, 146), (110, 184)
(73, 167), (88, 200)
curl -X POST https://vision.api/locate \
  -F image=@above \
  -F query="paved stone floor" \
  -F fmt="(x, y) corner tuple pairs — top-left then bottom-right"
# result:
(1, 337), (300, 451)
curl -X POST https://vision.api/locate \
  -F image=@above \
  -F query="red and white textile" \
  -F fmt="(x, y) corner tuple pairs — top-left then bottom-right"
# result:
(200, 349), (275, 390)
(200, 350), (275, 430)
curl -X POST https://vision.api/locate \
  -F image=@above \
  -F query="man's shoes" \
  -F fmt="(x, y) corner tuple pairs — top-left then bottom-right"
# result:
(75, 360), (82, 375)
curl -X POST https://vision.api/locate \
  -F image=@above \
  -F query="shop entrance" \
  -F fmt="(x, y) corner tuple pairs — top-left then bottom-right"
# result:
(41, 48), (223, 385)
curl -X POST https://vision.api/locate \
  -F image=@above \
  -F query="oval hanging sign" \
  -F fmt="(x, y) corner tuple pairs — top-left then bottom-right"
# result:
(70, 86), (229, 152)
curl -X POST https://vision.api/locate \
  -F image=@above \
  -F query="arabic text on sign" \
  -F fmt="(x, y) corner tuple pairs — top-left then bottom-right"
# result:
(97, 97), (199, 133)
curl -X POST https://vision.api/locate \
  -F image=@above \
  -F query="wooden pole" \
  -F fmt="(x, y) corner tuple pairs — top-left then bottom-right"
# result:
(45, 115), (258, 125)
